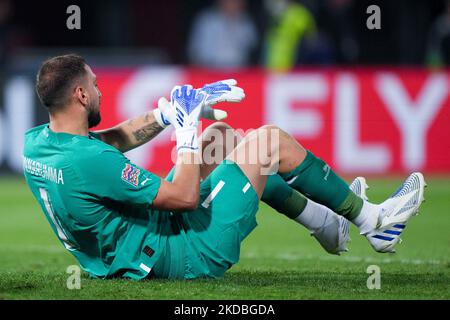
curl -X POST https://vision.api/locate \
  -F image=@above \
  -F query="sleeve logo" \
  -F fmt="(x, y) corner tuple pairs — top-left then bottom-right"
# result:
(121, 163), (140, 187)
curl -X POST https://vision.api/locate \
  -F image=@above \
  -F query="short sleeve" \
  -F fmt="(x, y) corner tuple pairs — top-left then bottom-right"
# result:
(75, 149), (161, 209)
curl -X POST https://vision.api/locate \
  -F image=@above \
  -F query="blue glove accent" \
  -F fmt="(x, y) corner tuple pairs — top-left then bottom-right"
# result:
(172, 85), (206, 116)
(160, 112), (171, 126)
(202, 82), (232, 103)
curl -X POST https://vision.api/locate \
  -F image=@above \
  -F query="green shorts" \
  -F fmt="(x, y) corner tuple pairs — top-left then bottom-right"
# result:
(152, 160), (259, 279)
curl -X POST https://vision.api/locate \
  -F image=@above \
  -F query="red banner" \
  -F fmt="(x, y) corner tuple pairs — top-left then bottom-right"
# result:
(94, 67), (450, 174)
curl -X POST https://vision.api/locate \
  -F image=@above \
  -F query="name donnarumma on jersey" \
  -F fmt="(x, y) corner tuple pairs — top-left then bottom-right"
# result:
(23, 156), (65, 185)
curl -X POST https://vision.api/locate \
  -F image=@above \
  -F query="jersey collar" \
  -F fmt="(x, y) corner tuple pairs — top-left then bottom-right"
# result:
(42, 124), (90, 144)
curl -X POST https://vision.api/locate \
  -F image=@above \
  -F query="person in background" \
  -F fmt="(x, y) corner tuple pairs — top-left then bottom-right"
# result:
(427, 0), (450, 67)
(264, 0), (317, 71)
(187, 0), (258, 69)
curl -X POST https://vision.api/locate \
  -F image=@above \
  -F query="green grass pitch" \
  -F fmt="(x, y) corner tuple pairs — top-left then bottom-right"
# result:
(0, 175), (449, 300)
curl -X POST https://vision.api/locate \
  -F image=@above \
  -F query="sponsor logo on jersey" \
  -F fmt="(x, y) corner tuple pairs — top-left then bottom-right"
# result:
(121, 163), (140, 187)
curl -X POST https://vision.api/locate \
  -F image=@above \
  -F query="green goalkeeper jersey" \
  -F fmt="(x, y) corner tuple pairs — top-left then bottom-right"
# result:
(23, 124), (167, 280)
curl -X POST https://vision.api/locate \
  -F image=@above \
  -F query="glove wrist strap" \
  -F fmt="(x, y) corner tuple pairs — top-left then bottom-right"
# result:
(175, 127), (199, 154)
(153, 109), (171, 128)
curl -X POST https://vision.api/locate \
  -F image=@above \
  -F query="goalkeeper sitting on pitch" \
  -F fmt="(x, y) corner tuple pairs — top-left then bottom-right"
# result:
(23, 54), (425, 279)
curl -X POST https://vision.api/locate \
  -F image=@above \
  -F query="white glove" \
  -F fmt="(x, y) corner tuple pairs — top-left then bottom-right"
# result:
(158, 85), (207, 154)
(152, 108), (171, 128)
(157, 79), (245, 127)
(201, 78), (245, 105)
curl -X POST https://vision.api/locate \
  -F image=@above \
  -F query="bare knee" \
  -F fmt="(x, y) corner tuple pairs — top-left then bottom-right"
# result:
(254, 124), (282, 148)
(258, 124), (290, 139)
(203, 121), (242, 143)
(257, 124), (303, 149)
(200, 122), (241, 163)
(200, 122), (229, 144)
(259, 124), (280, 131)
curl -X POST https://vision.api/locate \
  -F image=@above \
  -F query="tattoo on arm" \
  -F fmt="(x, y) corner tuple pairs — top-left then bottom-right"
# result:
(132, 122), (163, 142)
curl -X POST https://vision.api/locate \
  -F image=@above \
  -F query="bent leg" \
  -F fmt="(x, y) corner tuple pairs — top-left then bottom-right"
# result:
(168, 122), (353, 229)
(199, 123), (313, 222)
(225, 125), (306, 198)
(199, 123), (352, 218)
(226, 125), (363, 220)
(164, 122), (239, 181)
(198, 121), (241, 179)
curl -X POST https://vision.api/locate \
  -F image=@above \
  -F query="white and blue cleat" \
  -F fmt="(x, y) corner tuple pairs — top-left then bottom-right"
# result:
(311, 177), (369, 255)
(365, 172), (426, 253)
(349, 177), (369, 201)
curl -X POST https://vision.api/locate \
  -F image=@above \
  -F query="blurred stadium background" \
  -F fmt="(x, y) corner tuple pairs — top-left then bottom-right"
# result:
(0, 0), (449, 299)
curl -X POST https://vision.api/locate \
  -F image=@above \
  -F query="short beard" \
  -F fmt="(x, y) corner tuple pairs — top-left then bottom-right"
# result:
(87, 108), (101, 128)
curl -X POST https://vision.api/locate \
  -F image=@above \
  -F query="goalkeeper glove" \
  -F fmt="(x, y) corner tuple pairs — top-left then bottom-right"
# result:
(158, 85), (207, 154)
(156, 79), (245, 127)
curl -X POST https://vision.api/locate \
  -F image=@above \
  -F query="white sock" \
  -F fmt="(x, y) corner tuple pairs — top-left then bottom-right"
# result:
(351, 201), (379, 235)
(295, 200), (335, 231)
